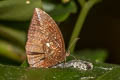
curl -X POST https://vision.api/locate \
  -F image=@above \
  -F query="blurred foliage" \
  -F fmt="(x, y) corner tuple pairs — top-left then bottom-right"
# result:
(0, 0), (120, 79)
(68, 0), (102, 53)
(44, 1), (77, 22)
(1, 58), (120, 80)
(0, 0), (76, 21)
(0, 0), (77, 64)
(0, 0), (103, 65)
(75, 49), (108, 62)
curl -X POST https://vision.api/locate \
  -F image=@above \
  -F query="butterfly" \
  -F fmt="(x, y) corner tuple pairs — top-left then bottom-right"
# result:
(25, 8), (68, 68)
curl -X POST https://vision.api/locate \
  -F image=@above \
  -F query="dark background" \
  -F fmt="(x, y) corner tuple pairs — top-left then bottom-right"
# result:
(60, 0), (120, 64)
(0, 0), (120, 65)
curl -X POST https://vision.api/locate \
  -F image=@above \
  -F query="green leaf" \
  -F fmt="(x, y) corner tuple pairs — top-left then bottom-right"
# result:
(0, 0), (42, 21)
(43, 1), (77, 22)
(0, 0), (77, 22)
(68, 49), (107, 63)
(96, 67), (120, 80)
(0, 40), (25, 62)
(21, 59), (29, 68)
(0, 25), (26, 47)
(0, 61), (120, 80)
(74, 49), (108, 62)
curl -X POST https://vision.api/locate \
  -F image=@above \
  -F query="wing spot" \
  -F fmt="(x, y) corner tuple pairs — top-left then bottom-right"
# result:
(46, 43), (50, 47)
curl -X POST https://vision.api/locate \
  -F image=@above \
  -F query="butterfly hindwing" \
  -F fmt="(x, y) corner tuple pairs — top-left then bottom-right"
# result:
(26, 8), (66, 68)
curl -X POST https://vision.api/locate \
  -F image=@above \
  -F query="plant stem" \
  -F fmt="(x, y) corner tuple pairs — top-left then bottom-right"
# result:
(68, 0), (101, 53)
(78, 0), (86, 7)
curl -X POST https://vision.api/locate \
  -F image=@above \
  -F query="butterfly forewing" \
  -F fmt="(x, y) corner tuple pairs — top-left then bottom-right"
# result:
(26, 8), (66, 68)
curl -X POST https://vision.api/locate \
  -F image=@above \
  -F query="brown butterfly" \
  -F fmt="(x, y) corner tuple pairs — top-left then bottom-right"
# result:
(25, 8), (69, 68)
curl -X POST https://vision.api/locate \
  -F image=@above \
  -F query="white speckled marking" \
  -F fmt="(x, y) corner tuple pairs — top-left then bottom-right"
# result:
(46, 43), (50, 47)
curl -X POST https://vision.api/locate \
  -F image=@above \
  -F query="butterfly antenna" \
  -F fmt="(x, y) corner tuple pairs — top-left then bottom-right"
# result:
(63, 38), (80, 67)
